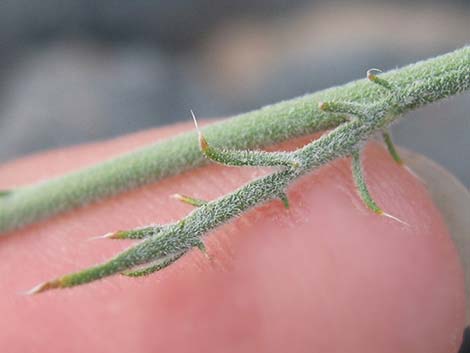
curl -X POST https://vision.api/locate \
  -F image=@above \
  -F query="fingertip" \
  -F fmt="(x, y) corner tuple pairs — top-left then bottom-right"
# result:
(0, 129), (465, 352)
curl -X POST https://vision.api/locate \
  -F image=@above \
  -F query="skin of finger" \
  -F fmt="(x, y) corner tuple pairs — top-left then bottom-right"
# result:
(0, 124), (465, 353)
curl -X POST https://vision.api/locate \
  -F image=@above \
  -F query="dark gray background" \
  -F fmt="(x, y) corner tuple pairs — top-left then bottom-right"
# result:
(0, 0), (468, 186)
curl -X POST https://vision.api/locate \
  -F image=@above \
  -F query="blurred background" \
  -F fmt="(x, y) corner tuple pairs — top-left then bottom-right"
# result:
(0, 0), (468, 186)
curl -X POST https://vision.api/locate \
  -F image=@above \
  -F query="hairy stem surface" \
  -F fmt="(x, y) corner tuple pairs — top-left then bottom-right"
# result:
(1, 47), (469, 234)
(19, 46), (470, 293)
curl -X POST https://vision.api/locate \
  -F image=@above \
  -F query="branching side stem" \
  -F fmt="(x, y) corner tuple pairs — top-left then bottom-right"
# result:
(20, 46), (470, 293)
(1, 47), (468, 235)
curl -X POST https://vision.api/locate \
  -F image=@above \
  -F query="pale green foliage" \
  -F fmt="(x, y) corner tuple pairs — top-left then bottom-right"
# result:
(1, 47), (468, 235)
(6, 46), (469, 293)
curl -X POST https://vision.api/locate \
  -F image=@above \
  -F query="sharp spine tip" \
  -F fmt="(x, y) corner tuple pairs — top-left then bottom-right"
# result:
(190, 110), (209, 151)
(23, 280), (61, 295)
(367, 68), (382, 81)
(172, 193), (183, 200)
(87, 231), (116, 241)
(191, 109), (200, 131)
(381, 211), (409, 226)
(102, 232), (117, 239)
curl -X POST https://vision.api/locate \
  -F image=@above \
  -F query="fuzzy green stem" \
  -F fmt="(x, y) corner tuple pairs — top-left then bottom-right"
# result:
(1, 46), (469, 234)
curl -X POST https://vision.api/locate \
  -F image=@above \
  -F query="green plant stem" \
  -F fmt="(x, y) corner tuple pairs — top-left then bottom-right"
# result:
(1, 46), (469, 234)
